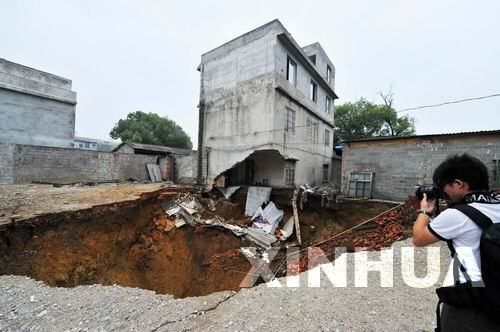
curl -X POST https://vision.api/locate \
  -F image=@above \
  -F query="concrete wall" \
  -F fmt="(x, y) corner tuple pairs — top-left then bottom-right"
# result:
(199, 23), (277, 186)
(175, 152), (197, 184)
(199, 20), (337, 188)
(331, 156), (342, 187)
(0, 59), (76, 148)
(275, 40), (334, 120)
(341, 134), (500, 201)
(0, 143), (158, 184)
(302, 43), (336, 91)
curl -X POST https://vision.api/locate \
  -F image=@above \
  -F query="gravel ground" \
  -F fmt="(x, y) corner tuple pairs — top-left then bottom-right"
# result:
(0, 239), (450, 331)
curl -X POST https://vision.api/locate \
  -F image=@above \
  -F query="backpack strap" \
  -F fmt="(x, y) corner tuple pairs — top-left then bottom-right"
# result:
(434, 300), (442, 332)
(445, 239), (472, 285)
(449, 204), (492, 285)
(452, 204), (493, 230)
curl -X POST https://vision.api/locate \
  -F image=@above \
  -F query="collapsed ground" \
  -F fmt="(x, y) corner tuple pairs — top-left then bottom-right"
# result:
(0, 183), (417, 298)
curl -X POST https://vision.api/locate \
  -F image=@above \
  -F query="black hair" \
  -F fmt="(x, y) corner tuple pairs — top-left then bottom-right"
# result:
(433, 153), (489, 191)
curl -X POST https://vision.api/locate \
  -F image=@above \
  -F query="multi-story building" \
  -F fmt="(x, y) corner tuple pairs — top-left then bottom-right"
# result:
(0, 58), (77, 148)
(73, 136), (118, 152)
(197, 19), (338, 188)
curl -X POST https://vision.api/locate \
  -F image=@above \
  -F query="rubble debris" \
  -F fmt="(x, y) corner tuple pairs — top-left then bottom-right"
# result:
(215, 186), (241, 199)
(298, 184), (314, 210)
(146, 164), (162, 182)
(250, 201), (284, 235)
(245, 227), (277, 248)
(207, 199), (216, 212)
(160, 194), (205, 226)
(244, 186), (272, 216)
(298, 183), (340, 210)
(277, 216), (294, 241)
(222, 223), (247, 237)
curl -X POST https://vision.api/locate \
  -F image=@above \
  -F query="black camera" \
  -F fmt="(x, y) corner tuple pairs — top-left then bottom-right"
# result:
(415, 185), (441, 200)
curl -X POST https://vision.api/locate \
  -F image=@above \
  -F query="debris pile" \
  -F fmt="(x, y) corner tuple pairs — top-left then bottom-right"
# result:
(285, 205), (407, 275)
(298, 183), (340, 210)
(158, 187), (294, 250)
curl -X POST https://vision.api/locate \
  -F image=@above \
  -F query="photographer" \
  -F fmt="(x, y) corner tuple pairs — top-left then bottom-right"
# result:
(412, 154), (500, 331)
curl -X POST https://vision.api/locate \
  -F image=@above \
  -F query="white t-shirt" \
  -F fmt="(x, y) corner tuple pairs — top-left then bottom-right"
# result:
(427, 203), (500, 286)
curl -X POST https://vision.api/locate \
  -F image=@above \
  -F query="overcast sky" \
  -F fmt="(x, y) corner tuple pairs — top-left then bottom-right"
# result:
(1, 0), (499, 146)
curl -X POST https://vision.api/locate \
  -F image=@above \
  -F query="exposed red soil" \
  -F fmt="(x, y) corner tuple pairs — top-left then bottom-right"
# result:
(0, 184), (416, 298)
(0, 188), (250, 298)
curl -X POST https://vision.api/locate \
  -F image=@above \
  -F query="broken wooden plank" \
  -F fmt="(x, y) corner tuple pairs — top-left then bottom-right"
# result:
(292, 189), (302, 245)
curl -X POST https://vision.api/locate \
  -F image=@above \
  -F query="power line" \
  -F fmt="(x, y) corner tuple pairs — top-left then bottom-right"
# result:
(397, 92), (500, 113)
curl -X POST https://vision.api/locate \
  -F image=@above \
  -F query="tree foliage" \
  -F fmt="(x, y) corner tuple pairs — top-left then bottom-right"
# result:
(110, 111), (193, 149)
(334, 93), (415, 143)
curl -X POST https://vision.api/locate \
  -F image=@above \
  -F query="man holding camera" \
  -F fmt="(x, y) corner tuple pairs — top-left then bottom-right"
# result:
(412, 154), (500, 331)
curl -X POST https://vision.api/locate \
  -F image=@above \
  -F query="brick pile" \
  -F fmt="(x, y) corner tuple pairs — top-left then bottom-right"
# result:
(286, 203), (411, 275)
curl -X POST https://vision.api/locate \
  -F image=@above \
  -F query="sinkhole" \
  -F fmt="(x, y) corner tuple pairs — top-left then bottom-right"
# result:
(0, 188), (405, 298)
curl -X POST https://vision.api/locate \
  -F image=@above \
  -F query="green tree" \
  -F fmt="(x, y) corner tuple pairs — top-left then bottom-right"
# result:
(334, 93), (415, 143)
(110, 111), (193, 149)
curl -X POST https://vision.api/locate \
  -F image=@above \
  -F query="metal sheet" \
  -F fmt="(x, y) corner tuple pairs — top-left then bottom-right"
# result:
(245, 186), (272, 216)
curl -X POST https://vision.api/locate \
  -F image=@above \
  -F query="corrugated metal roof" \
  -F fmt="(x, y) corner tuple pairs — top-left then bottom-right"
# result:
(342, 129), (500, 144)
(113, 142), (194, 155)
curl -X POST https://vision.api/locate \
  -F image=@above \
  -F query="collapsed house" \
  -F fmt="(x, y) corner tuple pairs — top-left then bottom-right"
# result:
(196, 19), (339, 189)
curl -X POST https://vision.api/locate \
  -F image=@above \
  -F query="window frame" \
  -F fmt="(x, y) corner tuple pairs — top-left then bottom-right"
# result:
(284, 160), (296, 186)
(326, 65), (332, 83)
(306, 116), (312, 141)
(285, 108), (296, 135)
(286, 56), (297, 86)
(322, 164), (329, 183)
(310, 80), (317, 102)
(325, 96), (331, 114)
(325, 129), (330, 146)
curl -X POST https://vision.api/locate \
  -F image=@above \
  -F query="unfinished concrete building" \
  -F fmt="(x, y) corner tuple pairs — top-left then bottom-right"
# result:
(197, 19), (338, 188)
(0, 58), (77, 148)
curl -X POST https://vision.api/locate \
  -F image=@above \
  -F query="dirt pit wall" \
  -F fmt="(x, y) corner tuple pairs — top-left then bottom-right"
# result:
(0, 185), (411, 299)
(0, 189), (250, 298)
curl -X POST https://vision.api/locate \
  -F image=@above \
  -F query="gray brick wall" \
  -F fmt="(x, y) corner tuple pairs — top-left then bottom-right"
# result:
(0, 143), (14, 184)
(0, 143), (158, 184)
(342, 134), (500, 201)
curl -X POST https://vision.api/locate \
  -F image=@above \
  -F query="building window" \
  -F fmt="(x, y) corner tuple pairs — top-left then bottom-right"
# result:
(323, 164), (329, 182)
(325, 96), (331, 114)
(313, 122), (319, 143)
(286, 108), (296, 134)
(326, 65), (332, 83)
(308, 54), (316, 65)
(347, 172), (373, 198)
(310, 80), (317, 102)
(325, 129), (330, 146)
(284, 160), (296, 185)
(287, 56), (297, 86)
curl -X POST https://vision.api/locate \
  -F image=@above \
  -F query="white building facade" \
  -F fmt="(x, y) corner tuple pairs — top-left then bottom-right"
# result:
(197, 20), (338, 188)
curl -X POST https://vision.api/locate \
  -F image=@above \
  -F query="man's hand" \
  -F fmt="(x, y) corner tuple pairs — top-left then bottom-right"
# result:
(419, 193), (436, 214)
(413, 193), (440, 247)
